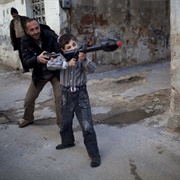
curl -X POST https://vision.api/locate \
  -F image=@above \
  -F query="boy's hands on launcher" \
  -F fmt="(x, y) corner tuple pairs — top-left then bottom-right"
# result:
(79, 52), (86, 62)
(68, 52), (86, 67)
(68, 58), (78, 67)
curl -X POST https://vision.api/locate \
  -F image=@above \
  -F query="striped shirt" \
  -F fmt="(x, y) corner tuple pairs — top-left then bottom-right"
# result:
(47, 54), (96, 87)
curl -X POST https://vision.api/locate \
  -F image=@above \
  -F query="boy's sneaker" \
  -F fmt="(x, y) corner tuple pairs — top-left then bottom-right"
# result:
(91, 156), (101, 168)
(56, 143), (75, 150)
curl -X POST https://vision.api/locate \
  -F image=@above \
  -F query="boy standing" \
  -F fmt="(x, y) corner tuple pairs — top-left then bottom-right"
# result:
(47, 34), (101, 168)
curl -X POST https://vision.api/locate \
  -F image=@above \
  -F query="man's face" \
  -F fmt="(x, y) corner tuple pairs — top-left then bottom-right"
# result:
(63, 39), (78, 52)
(11, 13), (18, 20)
(25, 20), (41, 40)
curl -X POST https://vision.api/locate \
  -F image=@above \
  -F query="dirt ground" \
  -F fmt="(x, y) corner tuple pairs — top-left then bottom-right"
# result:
(87, 70), (170, 126)
(0, 62), (171, 129)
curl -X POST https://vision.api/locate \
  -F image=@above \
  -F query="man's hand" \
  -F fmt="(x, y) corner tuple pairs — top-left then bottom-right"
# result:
(37, 51), (49, 64)
(49, 52), (56, 61)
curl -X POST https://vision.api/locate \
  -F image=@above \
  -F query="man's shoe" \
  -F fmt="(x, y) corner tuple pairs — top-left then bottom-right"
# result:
(91, 156), (101, 168)
(56, 143), (75, 150)
(18, 120), (33, 128)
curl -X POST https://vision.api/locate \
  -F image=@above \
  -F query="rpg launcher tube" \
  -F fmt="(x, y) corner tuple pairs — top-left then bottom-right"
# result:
(45, 38), (122, 59)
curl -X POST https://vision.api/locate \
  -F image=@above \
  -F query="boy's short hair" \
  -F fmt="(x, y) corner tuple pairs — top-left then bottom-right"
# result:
(58, 33), (77, 49)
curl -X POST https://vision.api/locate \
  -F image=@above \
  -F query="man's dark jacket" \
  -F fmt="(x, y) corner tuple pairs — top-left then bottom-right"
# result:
(10, 15), (29, 50)
(21, 27), (60, 86)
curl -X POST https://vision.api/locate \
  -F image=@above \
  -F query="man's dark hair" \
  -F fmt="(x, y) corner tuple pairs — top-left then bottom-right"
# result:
(58, 33), (77, 49)
(24, 19), (54, 33)
(24, 18), (39, 29)
(11, 7), (18, 14)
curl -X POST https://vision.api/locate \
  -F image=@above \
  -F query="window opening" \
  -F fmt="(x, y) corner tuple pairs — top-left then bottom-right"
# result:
(32, 0), (46, 24)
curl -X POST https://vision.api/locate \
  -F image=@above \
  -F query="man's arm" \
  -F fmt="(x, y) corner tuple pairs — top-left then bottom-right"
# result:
(21, 45), (50, 68)
(20, 16), (29, 31)
(9, 20), (17, 50)
(21, 39), (41, 68)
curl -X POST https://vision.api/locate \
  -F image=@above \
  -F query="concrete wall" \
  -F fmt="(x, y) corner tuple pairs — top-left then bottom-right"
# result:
(0, 0), (170, 70)
(168, 0), (180, 129)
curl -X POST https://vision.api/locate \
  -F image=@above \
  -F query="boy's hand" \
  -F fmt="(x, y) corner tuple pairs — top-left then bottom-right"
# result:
(79, 52), (86, 62)
(68, 58), (77, 66)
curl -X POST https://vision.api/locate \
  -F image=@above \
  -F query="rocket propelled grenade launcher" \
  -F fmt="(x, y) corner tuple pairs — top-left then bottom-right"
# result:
(45, 38), (122, 61)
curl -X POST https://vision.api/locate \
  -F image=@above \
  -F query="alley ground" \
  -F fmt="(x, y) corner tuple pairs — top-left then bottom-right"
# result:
(0, 60), (180, 180)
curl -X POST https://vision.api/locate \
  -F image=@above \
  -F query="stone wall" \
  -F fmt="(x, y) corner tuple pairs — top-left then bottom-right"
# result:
(63, 0), (170, 67)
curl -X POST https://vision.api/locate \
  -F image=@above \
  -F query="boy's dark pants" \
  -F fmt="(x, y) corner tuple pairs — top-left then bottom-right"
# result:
(60, 87), (100, 158)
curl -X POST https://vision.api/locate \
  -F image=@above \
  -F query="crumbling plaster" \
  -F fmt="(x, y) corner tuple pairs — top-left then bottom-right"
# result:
(69, 0), (170, 67)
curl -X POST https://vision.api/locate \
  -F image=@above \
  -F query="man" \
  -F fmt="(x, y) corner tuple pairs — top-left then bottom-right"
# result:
(10, 7), (29, 73)
(18, 18), (61, 128)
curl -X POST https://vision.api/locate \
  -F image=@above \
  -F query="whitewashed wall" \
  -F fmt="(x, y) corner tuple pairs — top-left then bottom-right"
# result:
(0, 0), (28, 69)
(44, 0), (61, 35)
(0, 0), (61, 70)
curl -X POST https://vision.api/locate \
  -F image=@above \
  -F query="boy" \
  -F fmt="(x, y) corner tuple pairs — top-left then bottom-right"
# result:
(47, 34), (101, 168)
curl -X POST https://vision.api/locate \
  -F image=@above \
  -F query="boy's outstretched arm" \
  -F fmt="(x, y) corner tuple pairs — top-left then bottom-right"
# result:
(79, 52), (96, 73)
(82, 58), (96, 73)
(47, 53), (68, 70)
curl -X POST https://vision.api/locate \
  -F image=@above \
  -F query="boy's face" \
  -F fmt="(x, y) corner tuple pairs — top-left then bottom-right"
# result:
(62, 39), (78, 52)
